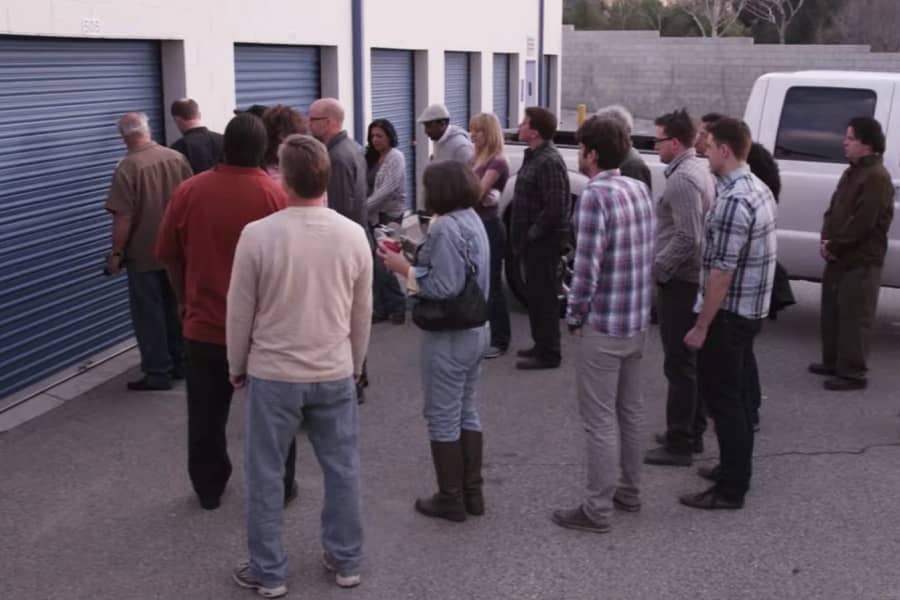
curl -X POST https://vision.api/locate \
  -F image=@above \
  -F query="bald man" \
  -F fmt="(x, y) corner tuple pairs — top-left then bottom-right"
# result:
(309, 98), (367, 228)
(105, 112), (193, 390)
(309, 98), (375, 403)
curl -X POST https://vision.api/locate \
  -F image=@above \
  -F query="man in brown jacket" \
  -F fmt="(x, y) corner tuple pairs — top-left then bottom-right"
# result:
(810, 116), (894, 391)
(105, 112), (193, 390)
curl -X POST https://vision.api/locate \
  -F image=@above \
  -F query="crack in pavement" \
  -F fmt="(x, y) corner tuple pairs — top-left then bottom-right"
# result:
(486, 442), (900, 467)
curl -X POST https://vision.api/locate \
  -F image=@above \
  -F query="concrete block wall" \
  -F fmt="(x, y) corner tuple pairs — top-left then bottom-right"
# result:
(562, 30), (900, 120)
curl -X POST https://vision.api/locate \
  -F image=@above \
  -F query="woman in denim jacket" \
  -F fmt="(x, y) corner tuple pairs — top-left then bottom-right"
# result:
(379, 160), (490, 523)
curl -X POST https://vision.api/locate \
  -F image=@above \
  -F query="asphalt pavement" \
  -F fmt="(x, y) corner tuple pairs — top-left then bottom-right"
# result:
(1, 281), (899, 600)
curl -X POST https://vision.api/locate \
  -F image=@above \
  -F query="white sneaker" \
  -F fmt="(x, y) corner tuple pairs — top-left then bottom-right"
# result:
(232, 562), (288, 598)
(484, 345), (506, 359)
(321, 552), (362, 588)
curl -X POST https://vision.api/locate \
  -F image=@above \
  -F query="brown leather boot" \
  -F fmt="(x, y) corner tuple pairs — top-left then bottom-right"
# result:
(415, 440), (466, 522)
(460, 430), (485, 516)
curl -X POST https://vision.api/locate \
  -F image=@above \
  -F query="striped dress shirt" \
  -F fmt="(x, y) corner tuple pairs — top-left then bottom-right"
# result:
(654, 149), (716, 284)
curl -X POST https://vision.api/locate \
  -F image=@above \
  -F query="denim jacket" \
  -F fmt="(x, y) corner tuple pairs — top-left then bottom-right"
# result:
(413, 208), (490, 302)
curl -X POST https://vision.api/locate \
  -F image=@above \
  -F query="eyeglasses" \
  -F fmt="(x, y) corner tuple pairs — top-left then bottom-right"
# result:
(654, 136), (674, 145)
(309, 116), (328, 122)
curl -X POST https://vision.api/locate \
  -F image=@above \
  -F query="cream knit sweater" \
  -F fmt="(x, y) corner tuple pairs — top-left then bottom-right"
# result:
(227, 206), (373, 383)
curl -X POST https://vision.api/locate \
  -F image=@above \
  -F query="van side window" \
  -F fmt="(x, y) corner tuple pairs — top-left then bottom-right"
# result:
(774, 87), (876, 163)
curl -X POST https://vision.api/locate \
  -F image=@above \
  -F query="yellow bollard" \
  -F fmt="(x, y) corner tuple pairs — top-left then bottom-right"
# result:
(576, 104), (586, 127)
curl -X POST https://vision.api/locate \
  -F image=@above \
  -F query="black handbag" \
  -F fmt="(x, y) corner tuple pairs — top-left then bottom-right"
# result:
(412, 262), (488, 332)
(768, 261), (795, 319)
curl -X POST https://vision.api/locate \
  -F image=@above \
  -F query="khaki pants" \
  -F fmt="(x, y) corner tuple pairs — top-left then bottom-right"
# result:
(576, 329), (646, 523)
(821, 263), (882, 380)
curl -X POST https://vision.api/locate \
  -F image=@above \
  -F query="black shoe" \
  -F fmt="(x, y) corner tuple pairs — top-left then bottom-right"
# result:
(516, 346), (538, 358)
(655, 432), (703, 454)
(613, 493), (641, 513)
(644, 446), (692, 467)
(371, 314), (388, 324)
(199, 496), (221, 510)
(515, 357), (560, 370)
(389, 312), (406, 325)
(679, 487), (743, 510)
(284, 480), (299, 506)
(551, 506), (610, 533)
(808, 363), (836, 376)
(697, 464), (722, 482)
(127, 377), (172, 391)
(824, 376), (867, 391)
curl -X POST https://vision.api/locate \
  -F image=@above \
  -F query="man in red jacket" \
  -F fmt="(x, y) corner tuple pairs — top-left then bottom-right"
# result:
(156, 114), (298, 510)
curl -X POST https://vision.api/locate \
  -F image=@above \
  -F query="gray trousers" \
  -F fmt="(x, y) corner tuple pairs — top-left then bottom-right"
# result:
(821, 263), (882, 380)
(577, 329), (646, 523)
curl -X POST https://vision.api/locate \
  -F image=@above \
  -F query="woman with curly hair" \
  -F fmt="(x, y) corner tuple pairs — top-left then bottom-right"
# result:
(261, 105), (309, 183)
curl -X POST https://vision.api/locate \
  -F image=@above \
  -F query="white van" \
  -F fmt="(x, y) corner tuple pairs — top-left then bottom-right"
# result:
(500, 70), (900, 306)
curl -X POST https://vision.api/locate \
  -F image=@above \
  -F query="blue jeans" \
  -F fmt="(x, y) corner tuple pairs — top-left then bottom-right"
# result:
(126, 269), (183, 384)
(245, 376), (362, 587)
(420, 326), (488, 441)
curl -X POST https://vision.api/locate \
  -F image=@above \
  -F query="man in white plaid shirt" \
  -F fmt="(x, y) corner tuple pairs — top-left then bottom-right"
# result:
(682, 117), (777, 511)
(552, 115), (656, 534)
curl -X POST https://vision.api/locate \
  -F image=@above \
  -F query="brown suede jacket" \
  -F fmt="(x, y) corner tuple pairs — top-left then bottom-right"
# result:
(821, 154), (894, 268)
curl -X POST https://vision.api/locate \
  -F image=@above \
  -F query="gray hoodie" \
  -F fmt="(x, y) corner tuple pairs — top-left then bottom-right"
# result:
(432, 125), (474, 164)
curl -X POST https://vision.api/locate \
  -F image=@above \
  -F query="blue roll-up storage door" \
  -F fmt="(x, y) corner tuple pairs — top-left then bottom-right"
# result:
(234, 44), (321, 113)
(493, 54), (510, 128)
(371, 49), (416, 208)
(0, 36), (163, 401)
(444, 52), (471, 130)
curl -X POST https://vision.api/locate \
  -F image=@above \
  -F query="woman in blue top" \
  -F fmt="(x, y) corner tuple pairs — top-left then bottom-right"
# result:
(378, 160), (490, 523)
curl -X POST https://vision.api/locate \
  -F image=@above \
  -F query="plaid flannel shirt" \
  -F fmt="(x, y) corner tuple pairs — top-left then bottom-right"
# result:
(695, 165), (777, 320)
(566, 170), (656, 337)
(510, 142), (571, 252)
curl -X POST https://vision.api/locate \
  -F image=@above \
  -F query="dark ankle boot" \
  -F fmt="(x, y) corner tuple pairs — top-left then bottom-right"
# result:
(460, 429), (485, 515)
(415, 440), (466, 522)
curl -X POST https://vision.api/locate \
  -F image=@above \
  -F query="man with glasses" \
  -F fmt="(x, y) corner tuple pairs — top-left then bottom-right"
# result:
(811, 116), (894, 391)
(644, 109), (715, 468)
(309, 98), (367, 228)
(309, 98), (371, 403)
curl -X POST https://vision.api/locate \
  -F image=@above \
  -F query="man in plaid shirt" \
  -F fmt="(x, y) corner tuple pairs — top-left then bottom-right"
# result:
(510, 106), (571, 370)
(551, 116), (656, 534)
(681, 118), (776, 511)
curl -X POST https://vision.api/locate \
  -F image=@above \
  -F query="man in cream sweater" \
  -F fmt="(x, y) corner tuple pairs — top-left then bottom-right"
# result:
(227, 134), (372, 598)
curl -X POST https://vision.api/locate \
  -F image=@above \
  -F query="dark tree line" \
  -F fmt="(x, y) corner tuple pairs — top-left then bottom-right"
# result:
(564, 0), (900, 51)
